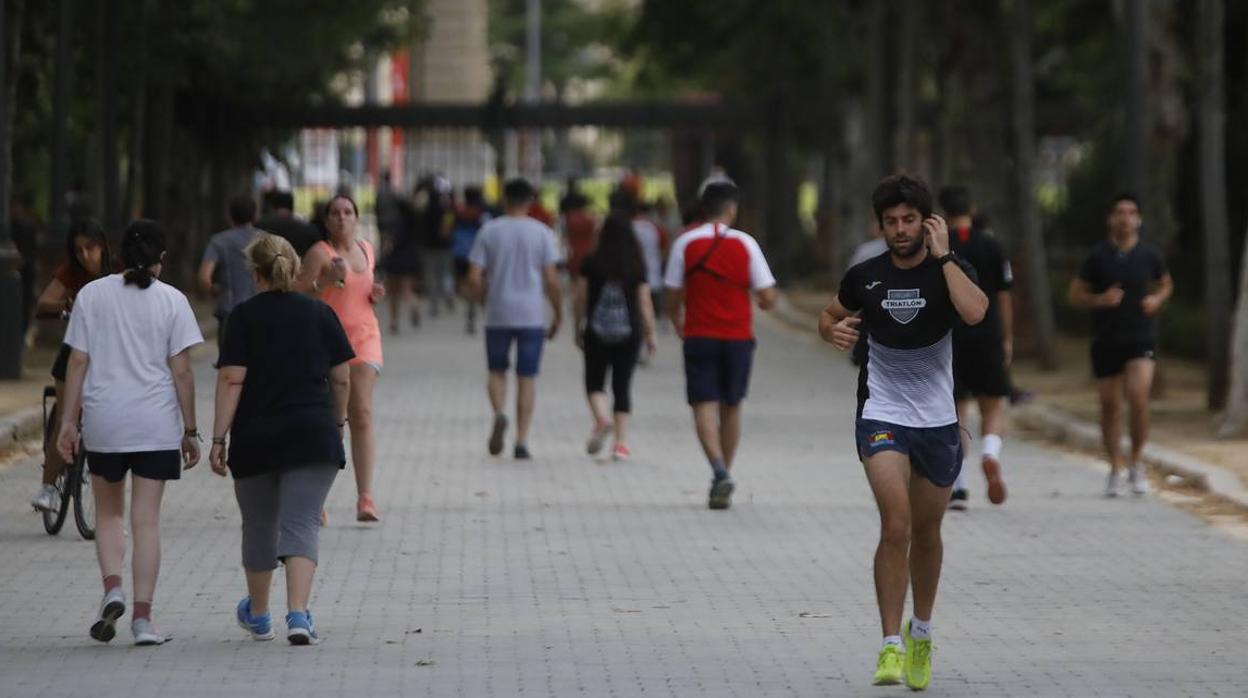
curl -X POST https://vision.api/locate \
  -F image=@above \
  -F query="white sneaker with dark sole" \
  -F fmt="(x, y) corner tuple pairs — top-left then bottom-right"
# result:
(131, 618), (167, 646)
(89, 588), (126, 643)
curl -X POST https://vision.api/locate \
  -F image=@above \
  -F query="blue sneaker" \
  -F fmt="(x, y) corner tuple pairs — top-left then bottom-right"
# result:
(286, 610), (321, 646)
(235, 597), (274, 641)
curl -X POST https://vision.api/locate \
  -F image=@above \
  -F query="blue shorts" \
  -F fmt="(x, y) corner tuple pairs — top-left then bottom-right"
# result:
(855, 419), (963, 488)
(683, 337), (756, 406)
(485, 327), (546, 377)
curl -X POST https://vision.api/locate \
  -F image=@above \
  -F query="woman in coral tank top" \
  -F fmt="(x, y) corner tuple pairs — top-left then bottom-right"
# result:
(297, 194), (385, 522)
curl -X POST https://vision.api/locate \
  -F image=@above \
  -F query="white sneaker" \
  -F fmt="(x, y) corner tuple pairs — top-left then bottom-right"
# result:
(131, 618), (167, 646)
(1128, 464), (1149, 495)
(1104, 469), (1124, 498)
(89, 587), (126, 643)
(30, 484), (58, 512)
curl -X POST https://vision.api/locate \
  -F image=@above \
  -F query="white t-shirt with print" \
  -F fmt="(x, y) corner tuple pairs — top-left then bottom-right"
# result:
(64, 274), (203, 453)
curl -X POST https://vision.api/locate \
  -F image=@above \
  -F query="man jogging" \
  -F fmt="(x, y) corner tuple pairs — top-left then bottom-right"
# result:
(664, 180), (777, 510)
(819, 174), (987, 690)
(467, 178), (563, 460)
(940, 186), (1012, 509)
(1067, 193), (1172, 496)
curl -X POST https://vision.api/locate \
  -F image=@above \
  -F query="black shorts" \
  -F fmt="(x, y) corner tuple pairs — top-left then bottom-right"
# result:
(1091, 339), (1156, 379)
(683, 337), (755, 406)
(87, 450), (182, 483)
(953, 335), (1011, 399)
(855, 418), (963, 488)
(453, 258), (471, 281)
(50, 343), (71, 381)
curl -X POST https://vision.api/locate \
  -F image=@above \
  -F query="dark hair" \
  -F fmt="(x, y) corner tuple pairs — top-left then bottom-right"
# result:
(586, 212), (645, 283)
(608, 187), (637, 216)
(65, 218), (112, 281)
(503, 178), (536, 207)
(270, 190), (295, 211)
(699, 181), (739, 219)
(937, 186), (972, 218)
(1109, 191), (1141, 213)
(464, 185), (486, 208)
(121, 219), (167, 289)
(872, 174), (933, 224)
(228, 195), (257, 225)
(327, 193), (359, 217)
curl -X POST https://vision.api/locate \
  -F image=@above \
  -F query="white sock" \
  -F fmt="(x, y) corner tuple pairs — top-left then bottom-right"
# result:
(982, 434), (1003, 461)
(953, 462), (968, 491)
(909, 617), (931, 640)
(882, 635), (903, 650)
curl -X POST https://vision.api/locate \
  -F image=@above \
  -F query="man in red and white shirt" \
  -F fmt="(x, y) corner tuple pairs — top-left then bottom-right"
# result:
(664, 181), (777, 510)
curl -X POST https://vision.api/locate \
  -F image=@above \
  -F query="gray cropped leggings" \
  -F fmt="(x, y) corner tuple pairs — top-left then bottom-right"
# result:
(233, 464), (338, 571)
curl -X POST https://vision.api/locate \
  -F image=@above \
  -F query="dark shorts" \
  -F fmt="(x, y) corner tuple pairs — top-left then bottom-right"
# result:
(50, 343), (71, 381)
(453, 258), (471, 281)
(1091, 339), (1156, 379)
(855, 418), (963, 488)
(87, 450), (182, 483)
(683, 337), (756, 406)
(485, 327), (546, 377)
(953, 335), (1011, 399)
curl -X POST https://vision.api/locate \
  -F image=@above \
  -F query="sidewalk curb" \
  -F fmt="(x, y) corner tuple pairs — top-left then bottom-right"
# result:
(0, 406), (43, 455)
(775, 291), (1248, 511)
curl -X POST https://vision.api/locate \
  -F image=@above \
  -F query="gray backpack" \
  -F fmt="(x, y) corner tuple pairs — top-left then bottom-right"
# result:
(589, 282), (633, 343)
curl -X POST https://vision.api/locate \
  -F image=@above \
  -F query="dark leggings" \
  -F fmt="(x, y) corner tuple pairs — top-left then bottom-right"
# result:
(583, 333), (641, 413)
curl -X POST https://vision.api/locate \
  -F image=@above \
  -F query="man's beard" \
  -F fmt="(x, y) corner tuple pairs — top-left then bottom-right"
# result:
(887, 235), (924, 259)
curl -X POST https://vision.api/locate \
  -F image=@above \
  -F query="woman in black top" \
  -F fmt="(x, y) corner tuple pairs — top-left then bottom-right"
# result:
(209, 233), (354, 646)
(573, 212), (658, 460)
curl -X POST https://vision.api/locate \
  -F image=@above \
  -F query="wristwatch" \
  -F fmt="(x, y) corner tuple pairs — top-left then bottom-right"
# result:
(936, 252), (955, 266)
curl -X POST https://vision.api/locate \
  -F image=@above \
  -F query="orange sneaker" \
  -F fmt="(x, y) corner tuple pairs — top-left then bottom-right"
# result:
(982, 455), (1007, 505)
(356, 494), (379, 522)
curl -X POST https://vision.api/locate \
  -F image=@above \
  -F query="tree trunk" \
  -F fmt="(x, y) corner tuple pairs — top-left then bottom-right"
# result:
(1008, 0), (1058, 369)
(1197, 0), (1232, 409)
(866, 0), (892, 175)
(1219, 223), (1248, 437)
(1119, 0), (1147, 196)
(895, 0), (917, 169)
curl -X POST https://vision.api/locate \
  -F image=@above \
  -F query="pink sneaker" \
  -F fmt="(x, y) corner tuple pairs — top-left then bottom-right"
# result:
(612, 444), (631, 461)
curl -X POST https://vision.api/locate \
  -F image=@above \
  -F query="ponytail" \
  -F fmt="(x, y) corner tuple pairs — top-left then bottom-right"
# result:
(244, 232), (300, 292)
(121, 220), (168, 290)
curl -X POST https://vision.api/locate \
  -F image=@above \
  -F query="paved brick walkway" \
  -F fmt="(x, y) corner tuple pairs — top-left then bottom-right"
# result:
(0, 311), (1244, 697)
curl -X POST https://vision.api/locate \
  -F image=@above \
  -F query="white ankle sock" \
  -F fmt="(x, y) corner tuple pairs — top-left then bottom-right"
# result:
(982, 434), (1003, 461)
(953, 464), (968, 491)
(882, 635), (902, 650)
(909, 617), (931, 640)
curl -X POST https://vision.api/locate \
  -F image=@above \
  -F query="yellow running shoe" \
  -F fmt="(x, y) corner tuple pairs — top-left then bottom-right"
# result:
(872, 644), (904, 685)
(903, 621), (932, 691)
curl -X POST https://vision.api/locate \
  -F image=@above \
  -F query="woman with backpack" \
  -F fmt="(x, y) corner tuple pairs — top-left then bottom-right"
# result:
(573, 212), (657, 460)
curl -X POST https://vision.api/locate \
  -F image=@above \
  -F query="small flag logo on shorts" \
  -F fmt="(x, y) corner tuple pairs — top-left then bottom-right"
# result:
(870, 431), (895, 446)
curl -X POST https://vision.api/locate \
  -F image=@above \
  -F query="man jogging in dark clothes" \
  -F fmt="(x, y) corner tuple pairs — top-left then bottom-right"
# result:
(1067, 193), (1172, 497)
(819, 174), (987, 690)
(940, 186), (1011, 509)
(664, 180), (777, 510)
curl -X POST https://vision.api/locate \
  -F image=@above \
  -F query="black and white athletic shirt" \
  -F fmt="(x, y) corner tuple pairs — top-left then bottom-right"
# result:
(837, 252), (977, 428)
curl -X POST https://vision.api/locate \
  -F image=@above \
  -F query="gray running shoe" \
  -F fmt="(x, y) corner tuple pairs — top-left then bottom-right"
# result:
(1104, 469), (1124, 498)
(586, 423), (612, 455)
(488, 413), (508, 456)
(1127, 463), (1149, 495)
(131, 618), (166, 646)
(708, 476), (735, 510)
(514, 444), (531, 460)
(89, 588), (126, 643)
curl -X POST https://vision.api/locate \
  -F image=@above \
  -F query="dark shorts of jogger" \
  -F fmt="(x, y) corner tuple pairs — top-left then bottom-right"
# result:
(683, 337), (755, 406)
(854, 418), (964, 488)
(1091, 339), (1156, 379)
(952, 336), (1010, 399)
(485, 327), (546, 377)
(87, 450), (182, 483)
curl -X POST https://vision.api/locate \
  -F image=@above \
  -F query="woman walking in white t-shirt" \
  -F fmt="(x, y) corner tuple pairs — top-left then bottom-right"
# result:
(58, 220), (204, 646)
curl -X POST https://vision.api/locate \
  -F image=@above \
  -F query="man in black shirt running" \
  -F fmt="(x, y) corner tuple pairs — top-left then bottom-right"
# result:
(941, 186), (1011, 509)
(820, 174), (987, 690)
(1068, 193), (1172, 497)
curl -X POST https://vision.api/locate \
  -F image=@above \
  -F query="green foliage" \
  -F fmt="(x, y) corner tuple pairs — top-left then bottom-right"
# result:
(488, 0), (629, 98)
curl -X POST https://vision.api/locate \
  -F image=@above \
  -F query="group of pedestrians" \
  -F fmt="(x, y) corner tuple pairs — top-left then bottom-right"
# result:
(25, 167), (1174, 692)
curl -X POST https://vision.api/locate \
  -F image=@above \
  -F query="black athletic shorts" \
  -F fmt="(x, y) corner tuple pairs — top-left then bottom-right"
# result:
(953, 335), (1010, 399)
(50, 343), (72, 381)
(87, 450), (182, 483)
(1091, 339), (1156, 379)
(855, 418), (964, 488)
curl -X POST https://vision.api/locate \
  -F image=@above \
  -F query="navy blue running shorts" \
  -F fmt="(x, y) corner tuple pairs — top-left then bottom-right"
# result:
(683, 337), (756, 406)
(485, 327), (546, 377)
(854, 418), (963, 488)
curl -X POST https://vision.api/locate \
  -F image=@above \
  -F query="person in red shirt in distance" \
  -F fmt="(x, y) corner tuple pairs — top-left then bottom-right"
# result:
(664, 181), (777, 510)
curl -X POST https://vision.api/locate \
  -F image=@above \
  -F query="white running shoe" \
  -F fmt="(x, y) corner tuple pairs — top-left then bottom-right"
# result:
(1127, 464), (1149, 495)
(1104, 469), (1124, 498)
(90, 587), (126, 643)
(131, 618), (167, 646)
(30, 484), (58, 512)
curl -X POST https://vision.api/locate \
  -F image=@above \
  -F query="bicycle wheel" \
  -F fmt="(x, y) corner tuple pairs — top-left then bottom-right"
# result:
(40, 409), (70, 536)
(72, 448), (96, 540)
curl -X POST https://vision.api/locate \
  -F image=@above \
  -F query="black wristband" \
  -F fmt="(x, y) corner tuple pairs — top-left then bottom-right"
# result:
(936, 252), (955, 266)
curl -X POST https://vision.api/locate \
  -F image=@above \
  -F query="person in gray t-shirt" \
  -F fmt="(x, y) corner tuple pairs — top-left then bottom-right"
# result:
(467, 179), (563, 460)
(199, 195), (260, 363)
